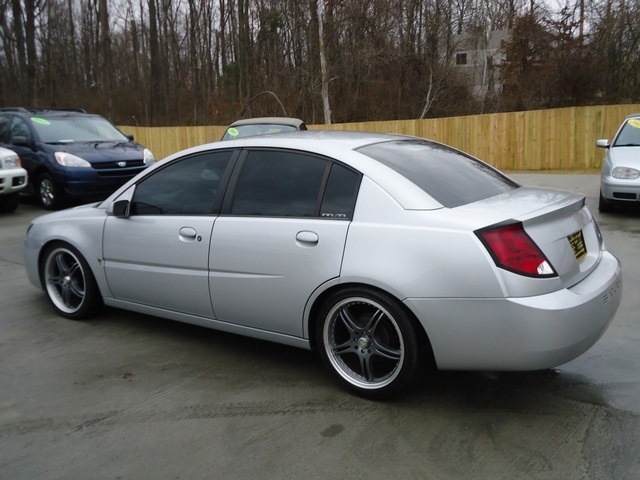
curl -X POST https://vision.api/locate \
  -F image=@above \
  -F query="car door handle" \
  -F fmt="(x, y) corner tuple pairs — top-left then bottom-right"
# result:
(179, 227), (200, 242)
(296, 230), (319, 246)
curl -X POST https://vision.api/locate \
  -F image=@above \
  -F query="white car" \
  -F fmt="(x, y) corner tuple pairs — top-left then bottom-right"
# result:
(597, 113), (640, 212)
(24, 132), (622, 398)
(0, 146), (27, 213)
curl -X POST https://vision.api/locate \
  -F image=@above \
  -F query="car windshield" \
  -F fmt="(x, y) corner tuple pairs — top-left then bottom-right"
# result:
(222, 123), (299, 140)
(357, 139), (519, 208)
(613, 118), (640, 147)
(29, 115), (129, 143)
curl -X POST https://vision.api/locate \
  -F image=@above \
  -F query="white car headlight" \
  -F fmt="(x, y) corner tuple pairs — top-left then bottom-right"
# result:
(143, 148), (156, 165)
(0, 154), (21, 169)
(55, 152), (91, 167)
(612, 167), (640, 179)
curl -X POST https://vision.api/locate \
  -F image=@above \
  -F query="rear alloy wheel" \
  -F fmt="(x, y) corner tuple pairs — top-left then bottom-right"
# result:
(38, 173), (60, 210)
(316, 288), (420, 399)
(42, 243), (100, 319)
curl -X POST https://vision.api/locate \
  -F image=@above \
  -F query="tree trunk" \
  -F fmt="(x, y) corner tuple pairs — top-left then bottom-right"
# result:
(148, 0), (161, 123)
(316, 0), (331, 124)
(99, 0), (113, 116)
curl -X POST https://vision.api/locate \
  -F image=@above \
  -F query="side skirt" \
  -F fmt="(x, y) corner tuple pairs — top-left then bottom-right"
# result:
(103, 298), (312, 350)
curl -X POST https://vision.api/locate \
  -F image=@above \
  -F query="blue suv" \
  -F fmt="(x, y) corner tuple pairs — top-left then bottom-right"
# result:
(0, 108), (155, 209)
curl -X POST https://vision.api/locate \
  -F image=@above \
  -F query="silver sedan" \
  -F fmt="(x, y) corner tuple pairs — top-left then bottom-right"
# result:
(597, 113), (640, 212)
(23, 131), (622, 398)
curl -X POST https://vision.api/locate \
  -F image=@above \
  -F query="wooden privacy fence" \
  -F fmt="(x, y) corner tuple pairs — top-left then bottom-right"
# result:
(119, 104), (640, 171)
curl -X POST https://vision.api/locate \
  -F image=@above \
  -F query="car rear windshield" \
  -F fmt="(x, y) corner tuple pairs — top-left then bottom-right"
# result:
(357, 139), (519, 208)
(30, 115), (128, 144)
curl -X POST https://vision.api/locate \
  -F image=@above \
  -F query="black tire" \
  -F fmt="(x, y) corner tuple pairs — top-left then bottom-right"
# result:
(316, 287), (420, 399)
(0, 192), (20, 213)
(38, 172), (61, 210)
(41, 242), (101, 319)
(598, 190), (614, 213)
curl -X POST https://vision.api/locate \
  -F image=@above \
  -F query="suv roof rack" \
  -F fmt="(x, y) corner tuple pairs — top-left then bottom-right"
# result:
(0, 107), (87, 114)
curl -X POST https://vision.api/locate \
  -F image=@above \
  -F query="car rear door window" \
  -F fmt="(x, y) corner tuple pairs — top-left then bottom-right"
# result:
(320, 163), (360, 219)
(231, 150), (328, 217)
(229, 150), (361, 219)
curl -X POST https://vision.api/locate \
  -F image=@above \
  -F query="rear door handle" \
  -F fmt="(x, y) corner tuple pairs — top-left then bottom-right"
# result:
(296, 230), (319, 246)
(179, 227), (200, 242)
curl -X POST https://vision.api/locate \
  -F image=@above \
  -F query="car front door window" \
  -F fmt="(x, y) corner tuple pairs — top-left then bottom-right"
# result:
(10, 118), (32, 143)
(131, 151), (232, 215)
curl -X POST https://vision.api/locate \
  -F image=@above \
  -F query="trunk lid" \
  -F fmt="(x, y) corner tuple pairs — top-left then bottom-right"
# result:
(460, 187), (602, 289)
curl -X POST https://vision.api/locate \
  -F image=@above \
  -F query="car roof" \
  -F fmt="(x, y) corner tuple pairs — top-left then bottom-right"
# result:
(228, 117), (305, 127)
(624, 113), (640, 120)
(163, 130), (440, 210)
(215, 129), (409, 149)
(0, 107), (91, 117)
(0, 107), (91, 115)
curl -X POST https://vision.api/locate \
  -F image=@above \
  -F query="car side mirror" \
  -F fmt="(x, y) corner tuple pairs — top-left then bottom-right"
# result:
(596, 139), (610, 148)
(125, 134), (134, 141)
(110, 199), (131, 218)
(13, 136), (33, 148)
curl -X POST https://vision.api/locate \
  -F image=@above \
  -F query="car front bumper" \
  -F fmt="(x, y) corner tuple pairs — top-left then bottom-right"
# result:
(56, 167), (146, 200)
(0, 167), (28, 195)
(405, 250), (622, 371)
(601, 175), (640, 203)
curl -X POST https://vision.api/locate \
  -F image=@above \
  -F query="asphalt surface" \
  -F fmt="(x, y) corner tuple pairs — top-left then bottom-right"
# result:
(1, 174), (639, 479)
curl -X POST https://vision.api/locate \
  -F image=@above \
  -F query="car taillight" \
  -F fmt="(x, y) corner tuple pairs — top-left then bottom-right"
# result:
(476, 223), (556, 277)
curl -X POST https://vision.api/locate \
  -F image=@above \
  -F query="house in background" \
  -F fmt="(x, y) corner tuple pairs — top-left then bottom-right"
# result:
(451, 29), (511, 102)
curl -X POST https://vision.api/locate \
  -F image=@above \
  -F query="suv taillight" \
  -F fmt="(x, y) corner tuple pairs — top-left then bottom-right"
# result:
(476, 223), (556, 277)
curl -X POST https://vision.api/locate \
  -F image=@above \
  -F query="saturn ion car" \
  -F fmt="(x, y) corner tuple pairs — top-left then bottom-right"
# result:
(24, 131), (622, 398)
(597, 113), (640, 212)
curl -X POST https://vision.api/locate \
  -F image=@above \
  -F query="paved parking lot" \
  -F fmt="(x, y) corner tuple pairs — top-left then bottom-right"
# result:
(1, 174), (639, 479)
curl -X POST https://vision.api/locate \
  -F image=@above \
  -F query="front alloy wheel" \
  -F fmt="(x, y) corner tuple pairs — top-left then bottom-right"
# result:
(42, 243), (100, 319)
(38, 173), (59, 210)
(317, 288), (420, 399)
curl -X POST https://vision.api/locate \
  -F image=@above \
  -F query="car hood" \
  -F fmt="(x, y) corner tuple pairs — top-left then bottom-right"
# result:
(40, 141), (144, 163)
(608, 146), (640, 167)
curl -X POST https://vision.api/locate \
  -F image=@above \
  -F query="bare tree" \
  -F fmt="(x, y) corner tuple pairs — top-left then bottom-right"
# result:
(0, 0), (637, 125)
(98, 0), (112, 115)
(315, 0), (331, 123)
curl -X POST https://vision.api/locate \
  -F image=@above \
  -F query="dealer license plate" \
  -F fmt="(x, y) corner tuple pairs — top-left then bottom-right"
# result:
(568, 230), (587, 262)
